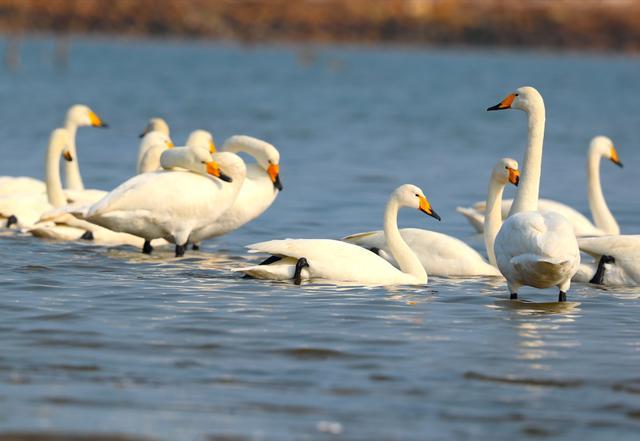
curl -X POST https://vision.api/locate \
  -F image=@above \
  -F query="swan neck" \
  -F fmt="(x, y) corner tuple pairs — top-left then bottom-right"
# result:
(63, 122), (84, 190)
(45, 141), (66, 207)
(484, 178), (505, 267)
(510, 106), (545, 215)
(587, 149), (619, 234)
(383, 197), (427, 281)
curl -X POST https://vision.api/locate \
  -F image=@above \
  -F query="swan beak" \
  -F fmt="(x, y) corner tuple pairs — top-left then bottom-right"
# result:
(209, 140), (217, 154)
(419, 196), (441, 221)
(267, 163), (283, 191)
(206, 161), (233, 182)
(139, 126), (151, 138)
(487, 93), (516, 111)
(508, 167), (520, 186)
(63, 150), (73, 162)
(167, 140), (174, 149)
(610, 147), (623, 168)
(89, 111), (108, 128)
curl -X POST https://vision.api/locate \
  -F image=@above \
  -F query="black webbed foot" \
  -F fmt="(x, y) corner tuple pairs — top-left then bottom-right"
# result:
(5, 215), (17, 228)
(142, 240), (153, 255)
(558, 291), (567, 302)
(175, 244), (186, 257)
(192, 243), (200, 251)
(293, 257), (309, 285)
(80, 231), (94, 241)
(510, 293), (518, 300)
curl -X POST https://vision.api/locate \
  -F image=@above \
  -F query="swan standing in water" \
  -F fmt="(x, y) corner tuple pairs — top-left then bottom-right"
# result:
(79, 148), (245, 257)
(190, 135), (283, 248)
(236, 184), (441, 285)
(343, 158), (519, 277)
(0, 104), (107, 197)
(458, 136), (622, 236)
(488, 86), (580, 302)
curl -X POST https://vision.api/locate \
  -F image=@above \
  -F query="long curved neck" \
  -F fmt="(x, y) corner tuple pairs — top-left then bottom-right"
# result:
(484, 177), (505, 267)
(63, 122), (84, 190)
(383, 197), (427, 281)
(509, 107), (545, 215)
(587, 149), (619, 234)
(45, 143), (66, 208)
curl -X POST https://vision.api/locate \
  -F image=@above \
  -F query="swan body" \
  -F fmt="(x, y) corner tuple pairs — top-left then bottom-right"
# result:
(572, 236), (640, 286)
(80, 149), (245, 256)
(459, 136), (622, 237)
(489, 87), (580, 301)
(0, 105), (106, 198)
(344, 159), (518, 277)
(236, 184), (440, 285)
(137, 132), (174, 174)
(190, 135), (282, 244)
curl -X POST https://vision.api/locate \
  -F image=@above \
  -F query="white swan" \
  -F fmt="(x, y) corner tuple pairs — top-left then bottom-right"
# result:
(79, 148), (245, 257)
(139, 117), (170, 139)
(236, 184), (441, 285)
(0, 104), (107, 197)
(459, 136), (622, 236)
(343, 159), (519, 277)
(185, 130), (217, 154)
(190, 135), (282, 247)
(572, 235), (640, 286)
(137, 132), (174, 174)
(489, 86), (580, 302)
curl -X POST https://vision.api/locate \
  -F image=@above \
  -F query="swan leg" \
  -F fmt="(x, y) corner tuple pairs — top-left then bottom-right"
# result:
(507, 281), (521, 300)
(510, 293), (518, 300)
(558, 291), (567, 302)
(142, 240), (153, 255)
(192, 243), (200, 251)
(175, 244), (187, 257)
(5, 215), (17, 228)
(293, 257), (309, 285)
(589, 255), (615, 285)
(79, 231), (94, 241)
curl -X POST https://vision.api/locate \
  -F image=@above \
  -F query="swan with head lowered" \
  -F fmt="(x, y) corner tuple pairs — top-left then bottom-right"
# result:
(190, 135), (283, 248)
(572, 235), (640, 286)
(236, 184), (440, 285)
(0, 104), (107, 197)
(488, 86), (580, 302)
(458, 136), (622, 236)
(343, 158), (519, 277)
(78, 147), (246, 257)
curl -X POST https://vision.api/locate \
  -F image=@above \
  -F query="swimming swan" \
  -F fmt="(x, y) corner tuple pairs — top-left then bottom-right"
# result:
(79, 148), (244, 257)
(236, 184), (441, 285)
(458, 136), (622, 237)
(489, 87), (580, 302)
(190, 135), (283, 247)
(343, 159), (519, 277)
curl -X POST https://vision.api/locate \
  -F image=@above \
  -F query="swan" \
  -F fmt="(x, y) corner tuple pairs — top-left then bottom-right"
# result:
(342, 158), (519, 277)
(190, 135), (283, 247)
(572, 235), (640, 286)
(458, 136), (622, 236)
(139, 117), (170, 138)
(235, 184), (441, 285)
(78, 148), (245, 257)
(137, 132), (174, 174)
(185, 130), (217, 154)
(0, 104), (107, 197)
(488, 86), (580, 302)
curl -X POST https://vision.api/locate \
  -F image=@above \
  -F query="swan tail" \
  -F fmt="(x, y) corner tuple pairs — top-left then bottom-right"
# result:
(456, 206), (485, 233)
(510, 254), (576, 288)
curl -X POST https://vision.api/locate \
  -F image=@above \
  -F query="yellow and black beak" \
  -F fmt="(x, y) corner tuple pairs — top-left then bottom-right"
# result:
(206, 161), (233, 182)
(89, 111), (108, 128)
(487, 93), (516, 111)
(610, 146), (623, 168)
(63, 150), (73, 162)
(508, 167), (520, 186)
(209, 140), (216, 154)
(418, 195), (441, 221)
(267, 163), (283, 191)
(167, 140), (174, 149)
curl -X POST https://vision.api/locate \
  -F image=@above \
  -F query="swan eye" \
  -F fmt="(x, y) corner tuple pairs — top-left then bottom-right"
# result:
(505, 166), (509, 169)
(514, 93), (519, 97)
(415, 193), (420, 197)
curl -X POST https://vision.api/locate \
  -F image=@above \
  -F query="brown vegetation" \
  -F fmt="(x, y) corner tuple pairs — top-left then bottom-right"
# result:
(1, 0), (640, 51)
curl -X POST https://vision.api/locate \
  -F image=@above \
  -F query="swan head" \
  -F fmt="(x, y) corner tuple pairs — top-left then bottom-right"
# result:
(186, 130), (216, 154)
(139, 117), (170, 138)
(222, 135), (282, 191)
(140, 131), (174, 151)
(394, 184), (441, 221)
(487, 86), (543, 113)
(590, 136), (623, 168)
(50, 128), (73, 162)
(191, 147), (232, 182)
(66, 104), (108, 128)
(493, 158), (520, 186)
(212, 152), (247, 186)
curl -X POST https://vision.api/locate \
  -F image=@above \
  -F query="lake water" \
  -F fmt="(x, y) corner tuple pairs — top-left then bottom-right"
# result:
(1, 37), (640, 441)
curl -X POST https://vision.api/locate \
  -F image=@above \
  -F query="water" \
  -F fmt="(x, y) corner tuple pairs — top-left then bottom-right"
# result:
(1, 37), (640, 441)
